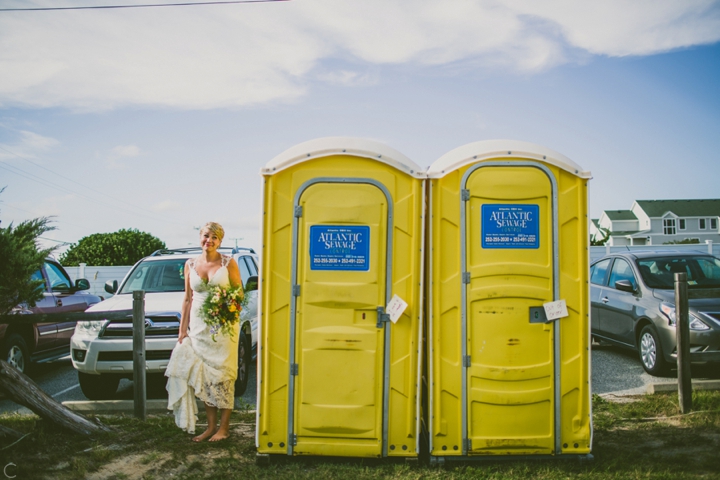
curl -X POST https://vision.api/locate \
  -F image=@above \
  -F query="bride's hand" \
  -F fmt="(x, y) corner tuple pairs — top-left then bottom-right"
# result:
(178, 331), (189, 344)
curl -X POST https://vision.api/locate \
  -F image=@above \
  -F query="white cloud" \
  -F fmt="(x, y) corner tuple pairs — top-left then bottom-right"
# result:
(0, 129), (59, 160)
(106, 144), (142, 169)
(152, 200), (181, 212)
(0, 0), (718, 110)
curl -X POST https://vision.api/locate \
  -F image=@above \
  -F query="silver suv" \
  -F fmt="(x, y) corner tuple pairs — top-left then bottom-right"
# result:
(70, 247), (258, 400)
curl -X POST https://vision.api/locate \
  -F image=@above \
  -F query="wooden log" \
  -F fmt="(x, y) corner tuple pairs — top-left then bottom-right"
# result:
(0, 360), (110, 436)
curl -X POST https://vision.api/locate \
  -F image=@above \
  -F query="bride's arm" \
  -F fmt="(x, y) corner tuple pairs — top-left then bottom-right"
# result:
(226, 258), (243, 300)
(178, 260), (192, 343)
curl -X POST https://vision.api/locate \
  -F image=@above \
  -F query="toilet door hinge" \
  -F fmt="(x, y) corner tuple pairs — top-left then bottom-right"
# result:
(462, 272), (471, 284)
(462, 355), (471, 367)
(376, 306), (390, 328)
(292, 285), (301, 297)
(294, 206), (303, 217)
(461, 189), (470, 201)
(290, 434), (297, 446)
(464, 438), (472, 451)
(290, 363), (299, 376)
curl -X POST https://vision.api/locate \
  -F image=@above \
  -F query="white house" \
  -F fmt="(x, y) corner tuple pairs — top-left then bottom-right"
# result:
(591, 199), (720, 246)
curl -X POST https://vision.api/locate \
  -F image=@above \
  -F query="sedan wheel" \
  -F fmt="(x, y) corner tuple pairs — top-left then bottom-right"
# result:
(639, 325), (669, 376)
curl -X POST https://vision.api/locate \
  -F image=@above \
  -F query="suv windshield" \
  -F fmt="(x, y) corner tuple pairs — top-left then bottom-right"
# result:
(119, 259), (187, 294)
(636, 256), (720, 289)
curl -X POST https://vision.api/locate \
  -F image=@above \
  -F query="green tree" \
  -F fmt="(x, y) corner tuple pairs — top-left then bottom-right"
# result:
(591, 227), (611, 246)
(0, 191), (56, 315)
(59, 229), (166, 266)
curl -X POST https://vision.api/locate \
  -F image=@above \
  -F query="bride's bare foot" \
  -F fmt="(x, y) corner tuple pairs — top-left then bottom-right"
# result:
(208, 427), (230, 442)
(192, 427), (218, 442)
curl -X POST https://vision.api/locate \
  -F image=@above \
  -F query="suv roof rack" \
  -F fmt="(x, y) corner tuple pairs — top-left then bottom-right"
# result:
(149, 246), (255, 256)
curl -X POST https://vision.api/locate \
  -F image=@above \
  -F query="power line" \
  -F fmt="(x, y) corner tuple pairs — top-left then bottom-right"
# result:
(0, 145), (183, 225)
(0, 0), (289, 12)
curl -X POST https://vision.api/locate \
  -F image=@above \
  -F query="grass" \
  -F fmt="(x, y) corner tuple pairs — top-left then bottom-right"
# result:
(0, 392), (719, 479)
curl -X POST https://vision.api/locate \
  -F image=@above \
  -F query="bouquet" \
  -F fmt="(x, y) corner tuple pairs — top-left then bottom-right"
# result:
(200, 284), (247, 342)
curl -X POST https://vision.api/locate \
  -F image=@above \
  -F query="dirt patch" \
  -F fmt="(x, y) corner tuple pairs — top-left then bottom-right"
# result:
(84, 452), (172, 480)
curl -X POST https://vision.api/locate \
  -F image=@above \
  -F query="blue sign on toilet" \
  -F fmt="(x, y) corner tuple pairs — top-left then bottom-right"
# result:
(309, 225), (370, 270)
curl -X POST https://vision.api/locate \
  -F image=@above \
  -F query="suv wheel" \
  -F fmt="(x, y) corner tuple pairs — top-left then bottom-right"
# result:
(235, 330), (251, 397)
(78, 372), (121, 400)
(639, 325), (670, 376)
(1, 334), (29, 374)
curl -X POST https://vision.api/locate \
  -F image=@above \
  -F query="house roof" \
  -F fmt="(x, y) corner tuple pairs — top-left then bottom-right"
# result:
(636, 199), (720, 218)
(591, 219), (600, 229)
(605, 210), (637, 221)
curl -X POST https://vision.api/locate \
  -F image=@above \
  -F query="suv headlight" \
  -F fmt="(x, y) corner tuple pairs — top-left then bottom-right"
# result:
(660, 303), (710, 331)
(74, 320), (108, 338)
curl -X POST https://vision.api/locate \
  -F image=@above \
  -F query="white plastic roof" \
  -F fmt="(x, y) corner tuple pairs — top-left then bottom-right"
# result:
(262, 137), (425, 179)
(427, 140), (592, 179)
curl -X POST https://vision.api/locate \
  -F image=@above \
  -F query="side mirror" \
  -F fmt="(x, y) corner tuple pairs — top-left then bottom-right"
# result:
(615, 279), (636, 293)
(105, 280), (119, 294)
(244, 275), (258, 292)
(75, 278), (91, 291)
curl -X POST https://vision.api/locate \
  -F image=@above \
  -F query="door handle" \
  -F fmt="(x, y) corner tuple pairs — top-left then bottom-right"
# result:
(601, 297), (609, 304)
(56, 299), (63, 307)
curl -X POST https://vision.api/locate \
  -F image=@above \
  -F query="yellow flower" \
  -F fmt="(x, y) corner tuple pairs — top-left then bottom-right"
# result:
(228, 304), (237, 313)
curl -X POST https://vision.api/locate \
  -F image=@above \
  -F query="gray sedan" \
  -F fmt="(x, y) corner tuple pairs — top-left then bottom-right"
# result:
(590, 251), (720, 376)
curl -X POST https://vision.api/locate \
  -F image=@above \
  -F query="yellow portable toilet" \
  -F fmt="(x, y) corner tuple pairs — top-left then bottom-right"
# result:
(426, 140), (593, 463)
(257, 137), (426, 461)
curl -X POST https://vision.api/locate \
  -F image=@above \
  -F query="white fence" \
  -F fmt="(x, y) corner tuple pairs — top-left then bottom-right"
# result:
(65, 265), (132, 299)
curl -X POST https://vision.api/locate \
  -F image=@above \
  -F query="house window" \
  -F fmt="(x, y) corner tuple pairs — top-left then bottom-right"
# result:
(700, 219), (707, 230)
(678, 219), (686, 230)
(712, 218), (718, 230)
(663, 218), (676, 235)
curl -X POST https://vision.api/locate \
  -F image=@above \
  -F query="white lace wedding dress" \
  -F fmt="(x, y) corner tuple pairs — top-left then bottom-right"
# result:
(165, 255), (239, 434)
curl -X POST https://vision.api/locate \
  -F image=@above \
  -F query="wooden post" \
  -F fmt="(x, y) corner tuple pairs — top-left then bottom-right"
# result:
(674, 272), (692, 413)
(132, 290), (147, 420)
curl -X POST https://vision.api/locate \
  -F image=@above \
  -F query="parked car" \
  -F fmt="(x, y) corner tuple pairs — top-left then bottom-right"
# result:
(1, 258), (102, 373)
(70, 247), (259, 400)
(590, 251), (720, 375)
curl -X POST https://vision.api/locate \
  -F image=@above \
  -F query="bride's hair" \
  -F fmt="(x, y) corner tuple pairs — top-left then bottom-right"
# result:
(201, 222), (225, 242)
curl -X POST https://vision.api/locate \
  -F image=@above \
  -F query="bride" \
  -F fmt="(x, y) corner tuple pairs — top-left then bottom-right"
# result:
(166, 222), (243, 442)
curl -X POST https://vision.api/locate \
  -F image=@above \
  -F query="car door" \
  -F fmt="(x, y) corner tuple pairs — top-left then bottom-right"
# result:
(237, 254), (259, 348)
(590, 259), (611, 336)
(597, 258), (639, 346)
(44, 261), (87, 348)
(29, 267), (59, 351)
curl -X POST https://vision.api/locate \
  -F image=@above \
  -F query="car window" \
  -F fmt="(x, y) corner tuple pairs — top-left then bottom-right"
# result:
(45, 262), (72, 291)
(237, 256), (252, 288)
(31, 269), (48, 292)
(608, 259), (637, 290)
(590, 259), (611, 286)
(638, 256), (720, 289)
(119, 259), (188, 294)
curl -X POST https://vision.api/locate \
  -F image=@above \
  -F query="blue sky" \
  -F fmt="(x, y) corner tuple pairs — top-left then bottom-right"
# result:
(1, 1), (720, 254)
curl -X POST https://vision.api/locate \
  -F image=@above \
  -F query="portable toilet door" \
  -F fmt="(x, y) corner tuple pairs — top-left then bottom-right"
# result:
(257, 138), (425, 460)
(426, 140), (593, 462)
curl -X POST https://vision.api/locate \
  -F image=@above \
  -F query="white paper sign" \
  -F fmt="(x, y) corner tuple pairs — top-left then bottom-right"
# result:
(543, 299), (569, 321)
(386, 294), (408, 323)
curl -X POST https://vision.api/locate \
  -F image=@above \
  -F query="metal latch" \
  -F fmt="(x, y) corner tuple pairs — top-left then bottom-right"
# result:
(461, 189), (470, 201)
(464, 438), (472, 452)
(529, 306), (549, 324)
(377, 306), (390, 328)
(290, 363), (299, 376)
